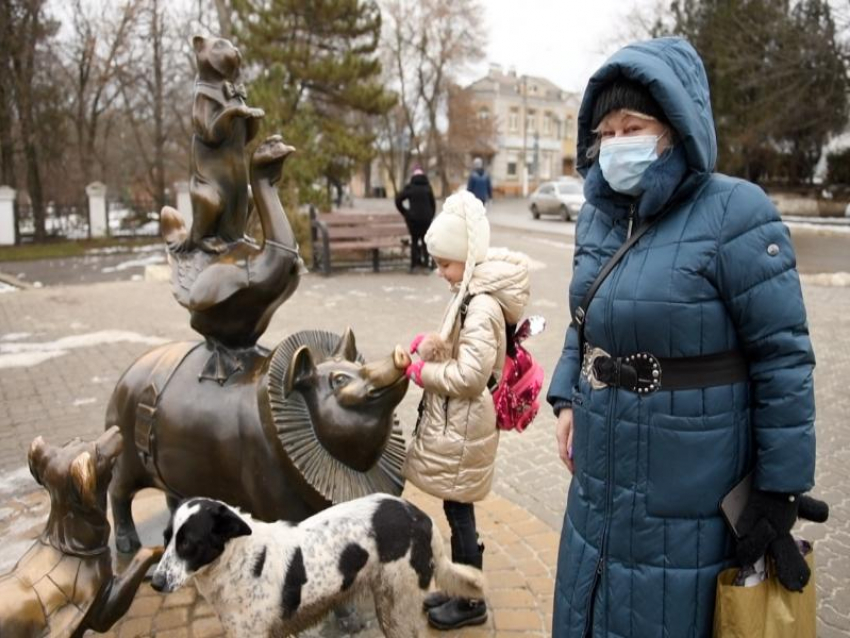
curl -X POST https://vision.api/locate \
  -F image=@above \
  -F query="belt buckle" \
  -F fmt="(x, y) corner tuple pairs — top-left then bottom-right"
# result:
(624, 353), (662, 394)
(582, 345), (611, 390)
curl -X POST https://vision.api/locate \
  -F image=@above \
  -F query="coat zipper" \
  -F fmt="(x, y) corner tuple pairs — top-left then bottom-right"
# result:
(582, 212), (631, 637)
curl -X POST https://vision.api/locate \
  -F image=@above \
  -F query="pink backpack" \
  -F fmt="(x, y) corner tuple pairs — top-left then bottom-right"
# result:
(461, 296), (545, 432)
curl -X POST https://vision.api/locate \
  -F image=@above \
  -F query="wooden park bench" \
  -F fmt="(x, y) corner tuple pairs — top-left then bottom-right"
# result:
(309, 206), (410, 276)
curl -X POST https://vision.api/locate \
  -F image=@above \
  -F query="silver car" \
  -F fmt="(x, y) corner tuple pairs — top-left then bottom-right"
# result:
(529, 180), (585, 221)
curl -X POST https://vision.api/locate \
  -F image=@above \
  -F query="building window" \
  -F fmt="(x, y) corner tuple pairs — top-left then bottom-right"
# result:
(543, 112), (551, 135)
(566, 115), (574, 139)
(541, 151), (551, 179)
(506, 151), (518, 178)
(478, 107), (490, 120)
(509, 109), (518, 132)
(526, 109), (536, 132)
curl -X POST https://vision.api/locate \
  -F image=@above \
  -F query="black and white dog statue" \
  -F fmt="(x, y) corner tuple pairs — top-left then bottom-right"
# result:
(151, 494), (486, 637)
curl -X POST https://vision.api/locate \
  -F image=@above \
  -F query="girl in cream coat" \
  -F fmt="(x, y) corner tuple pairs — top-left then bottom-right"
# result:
(403, 191), (530, 630)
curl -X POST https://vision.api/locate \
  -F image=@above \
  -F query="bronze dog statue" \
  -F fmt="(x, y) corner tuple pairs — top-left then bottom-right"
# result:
(0, 427), (163, 637)
(107, 328), (411, 554)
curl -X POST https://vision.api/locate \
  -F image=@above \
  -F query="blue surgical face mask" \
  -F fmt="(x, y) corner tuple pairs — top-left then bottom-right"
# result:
(598, 134), (664, 196)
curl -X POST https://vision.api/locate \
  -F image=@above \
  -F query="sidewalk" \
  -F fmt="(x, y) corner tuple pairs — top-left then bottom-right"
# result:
(0, 224), (848, 636)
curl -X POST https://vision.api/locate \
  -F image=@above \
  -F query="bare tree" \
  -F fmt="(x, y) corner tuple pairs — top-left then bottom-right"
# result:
(378, 0), (486, 196)
(116, 0), (192, 211)
(445, 82), (497, 180)
(62, 0), (139, 193)
(4, 0), (53, 240)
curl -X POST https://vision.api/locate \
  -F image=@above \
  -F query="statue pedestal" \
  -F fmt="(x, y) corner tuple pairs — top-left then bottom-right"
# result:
(0, 186), (15, 246)
(86, 182), (108, 238)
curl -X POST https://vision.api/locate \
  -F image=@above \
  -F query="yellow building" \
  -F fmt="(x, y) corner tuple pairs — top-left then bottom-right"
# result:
(461, 65), (580, 196)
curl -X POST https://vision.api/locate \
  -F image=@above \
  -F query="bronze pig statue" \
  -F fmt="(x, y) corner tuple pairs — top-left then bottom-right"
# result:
(0, 427), (163, 637)
(107, 328), (411, 553)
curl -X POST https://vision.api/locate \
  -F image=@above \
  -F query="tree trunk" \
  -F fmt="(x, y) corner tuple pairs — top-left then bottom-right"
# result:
(12, 1), (46, 240)
(151, 0), (166, 211)
(213, 0), (233, 39)
(0, 73), (15, 187)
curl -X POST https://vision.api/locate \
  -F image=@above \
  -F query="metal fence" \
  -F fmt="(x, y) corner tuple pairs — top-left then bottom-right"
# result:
(13, 197), (165, 242)
(15, 201), (89, 242)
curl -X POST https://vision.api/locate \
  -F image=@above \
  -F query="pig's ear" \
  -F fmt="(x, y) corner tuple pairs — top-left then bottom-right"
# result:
(96, 426), (123, 463)
(70, 451), (98, 509)
(286, 346), (316, 395)
(332, 327), (357, 362)
(28, 436), (46, 485)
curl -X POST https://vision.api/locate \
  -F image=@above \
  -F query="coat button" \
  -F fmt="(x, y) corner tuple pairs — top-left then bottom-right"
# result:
(767, 243), (780, 256)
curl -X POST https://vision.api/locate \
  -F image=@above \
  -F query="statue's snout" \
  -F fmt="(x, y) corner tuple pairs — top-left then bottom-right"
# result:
(362, 346), (411, 388)
(394, 345), (411, 370)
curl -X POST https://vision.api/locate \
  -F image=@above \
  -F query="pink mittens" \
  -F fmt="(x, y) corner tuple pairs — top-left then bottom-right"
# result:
(409, 333), (427, 354)
(405, 360), (425, 387)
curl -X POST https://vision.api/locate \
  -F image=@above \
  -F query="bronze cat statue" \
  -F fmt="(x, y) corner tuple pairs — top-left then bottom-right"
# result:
(0, 428), (163, 637)
(175, 35), (264, 253)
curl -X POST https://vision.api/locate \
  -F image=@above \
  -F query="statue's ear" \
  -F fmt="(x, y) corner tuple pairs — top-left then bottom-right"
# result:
(332, 327), (358, 362)
(70, 451), (98, 508)
(28, 436), (46, 485)
(192, 35), (205, 53)
(95, 426), (123, 473)
(286, 346), (316, 395)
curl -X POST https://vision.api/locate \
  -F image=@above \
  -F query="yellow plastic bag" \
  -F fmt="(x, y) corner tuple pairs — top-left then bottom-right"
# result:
(713, 545), (815, 638)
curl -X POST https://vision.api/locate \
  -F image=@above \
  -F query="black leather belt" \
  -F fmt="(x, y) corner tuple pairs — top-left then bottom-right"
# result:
(583, 344), (748, 394)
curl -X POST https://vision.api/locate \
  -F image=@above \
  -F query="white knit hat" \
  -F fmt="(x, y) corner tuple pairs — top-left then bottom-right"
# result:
(425, 191), (491, 339)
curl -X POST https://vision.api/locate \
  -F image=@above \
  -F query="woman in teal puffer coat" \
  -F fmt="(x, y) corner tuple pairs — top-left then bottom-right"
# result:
(547, 37), (826, 637)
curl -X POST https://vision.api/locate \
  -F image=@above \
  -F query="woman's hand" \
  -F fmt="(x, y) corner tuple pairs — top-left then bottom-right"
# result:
(556, 408), (574, 473)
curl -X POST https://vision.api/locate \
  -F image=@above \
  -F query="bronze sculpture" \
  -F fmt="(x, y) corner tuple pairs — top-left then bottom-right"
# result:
(161, 134), (302, 382)
(0, 428), (163, 637)
(108, 35), (410, 570)
(108, 328), (410, 553)
(175, 35), (264, 254)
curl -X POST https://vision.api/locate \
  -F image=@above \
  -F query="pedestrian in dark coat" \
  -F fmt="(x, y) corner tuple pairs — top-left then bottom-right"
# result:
(466, 158), (492, 206)
(395, 167), (436, 271)
(547, 37), (826, 637)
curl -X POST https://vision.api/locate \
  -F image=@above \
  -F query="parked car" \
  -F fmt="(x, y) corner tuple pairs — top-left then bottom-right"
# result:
(529, 179), (585, 221)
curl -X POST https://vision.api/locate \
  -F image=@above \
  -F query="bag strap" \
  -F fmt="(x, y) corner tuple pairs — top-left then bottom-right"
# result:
(574, 210), (663, 366)
(460, 293), (502, 392)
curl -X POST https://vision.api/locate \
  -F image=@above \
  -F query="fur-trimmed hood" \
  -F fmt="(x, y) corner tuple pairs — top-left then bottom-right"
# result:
(464, 248), (530, 325)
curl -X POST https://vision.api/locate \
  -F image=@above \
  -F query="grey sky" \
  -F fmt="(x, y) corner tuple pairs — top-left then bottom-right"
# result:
(469, 0), (657, 94)
(471, 0), (850, 94)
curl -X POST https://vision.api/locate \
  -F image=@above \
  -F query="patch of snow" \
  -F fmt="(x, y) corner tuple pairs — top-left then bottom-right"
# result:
(72, 397), (97, 407)
(1, 333), (31, 341)
(533, 299), (559, 308)
(382, 286), (416, 293)
(101, 253), (165, 273)
(0, 330), (167, 369)
(527, 258), (547, 272)
(32, 281), (43, 288)
(786, 221), (850, 234)
(801, 272), (850, 287)
(523, 235), (574, 250)
(0, 282), (18, 294)
(130, 274), (143, 281)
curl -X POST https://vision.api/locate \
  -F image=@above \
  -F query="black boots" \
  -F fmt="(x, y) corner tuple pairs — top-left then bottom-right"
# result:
(426, 542), (487, 630)
(428, 597), (487, 630)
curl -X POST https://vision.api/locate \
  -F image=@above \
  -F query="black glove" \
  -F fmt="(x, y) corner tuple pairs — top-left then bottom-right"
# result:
(736, 490), (829, 592)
